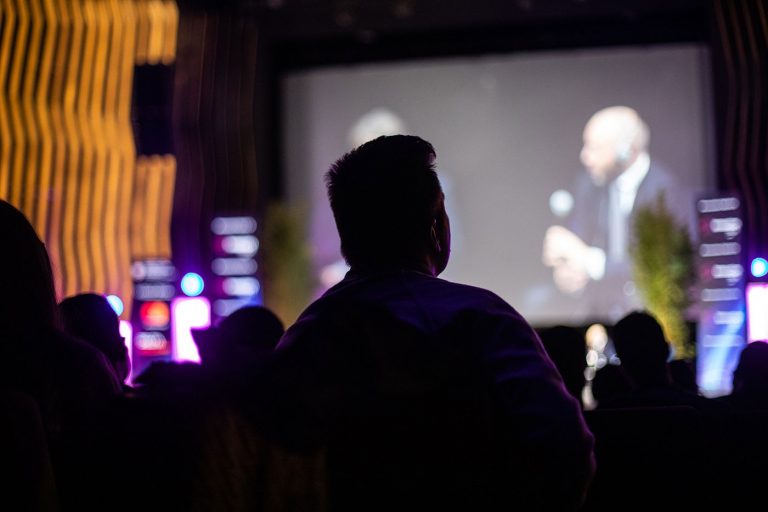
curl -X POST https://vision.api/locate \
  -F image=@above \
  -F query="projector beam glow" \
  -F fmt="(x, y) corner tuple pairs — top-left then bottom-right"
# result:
(171, 297), (211, 364)
(181, 272), (205, 296)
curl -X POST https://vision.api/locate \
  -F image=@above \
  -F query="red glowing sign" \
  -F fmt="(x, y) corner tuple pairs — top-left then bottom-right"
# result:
(139, 301), (170, 329)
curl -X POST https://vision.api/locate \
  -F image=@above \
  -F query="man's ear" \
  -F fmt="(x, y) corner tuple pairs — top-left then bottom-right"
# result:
(430, 220), (441, 253)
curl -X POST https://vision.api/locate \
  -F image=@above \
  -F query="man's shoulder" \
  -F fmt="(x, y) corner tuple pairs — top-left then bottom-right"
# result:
(281, 273), (522, 340)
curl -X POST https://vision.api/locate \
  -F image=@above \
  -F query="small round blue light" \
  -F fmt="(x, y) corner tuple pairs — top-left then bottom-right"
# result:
(181, 272), (205, 296)
(752, 258), (768, 278)
(106, 295), (124, 316)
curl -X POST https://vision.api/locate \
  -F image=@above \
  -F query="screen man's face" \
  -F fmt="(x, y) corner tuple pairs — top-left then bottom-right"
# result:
(580, 120), (621, 185)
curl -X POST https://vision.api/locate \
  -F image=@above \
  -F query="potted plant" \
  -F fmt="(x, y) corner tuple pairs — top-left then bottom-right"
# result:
(630, 193), (695, 359)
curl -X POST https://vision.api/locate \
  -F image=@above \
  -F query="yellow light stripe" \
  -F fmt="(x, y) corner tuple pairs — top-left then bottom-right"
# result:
(147, 0), (164, 65)
(162, 0), (178, 65)
(134, 0), (149, 64)
(74, 0), (99, 292)
(46, 0), (70, 297)
(21, 0), (43, 220)
(61, 0), (84, 297)
(131, 157), (147, 258)
(102, 0), (123, 297)
(8, 0), (30, 207)
(0, 0), (16, 199)
(158, 155), (176, 257)
(144, 156), (162, 256)
(117, 0), (137, 312)
(34, 0), (57, 241)
(86, 0), (111, 293)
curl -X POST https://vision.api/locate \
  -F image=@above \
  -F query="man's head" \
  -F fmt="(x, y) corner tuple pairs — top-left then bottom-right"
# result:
(580, 106), (650, 185)
(326, 135), (450, 274)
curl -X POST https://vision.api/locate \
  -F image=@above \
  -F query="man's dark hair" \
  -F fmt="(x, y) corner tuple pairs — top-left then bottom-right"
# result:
(325, 135), (442, 269)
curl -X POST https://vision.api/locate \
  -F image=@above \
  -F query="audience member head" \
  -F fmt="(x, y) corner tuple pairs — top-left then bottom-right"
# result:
(325, 135), (450, 275)
(612, 311), (671, 387)
(0, 200), (59, 339)
(591, 364), (633, 407)
(732, 341), (768, 399)
(59, 293), (129, 383)
(538, 325), (587, 403)
(669, 358), (698, 394)
(193, 306), (284, 369)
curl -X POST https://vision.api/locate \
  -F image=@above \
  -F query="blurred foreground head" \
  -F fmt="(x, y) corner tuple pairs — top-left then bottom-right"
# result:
(59, 293), (129, 383)
(0, 200), (59, 339)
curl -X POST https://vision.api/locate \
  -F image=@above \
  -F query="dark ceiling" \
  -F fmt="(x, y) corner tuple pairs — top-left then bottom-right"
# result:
(262, 0), (708, 40)
(248, 0), (712, 69)
(179, 0), (710, 68)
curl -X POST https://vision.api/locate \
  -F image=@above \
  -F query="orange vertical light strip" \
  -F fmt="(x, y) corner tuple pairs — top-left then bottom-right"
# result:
(21, 0), (43, 219)
(74, 0), (98, 292)
(34, 0), (57, 241)
(61, 0), (84, 297)
(162, 0), (179, 65)
(86, 0), (110, 293)
(47, 0), (70, 297)
(144, 155), (163, 257)
(146, 0), (164, 65)
(157, 155), (176, 257)
(19, 0), (45, 225)
(116, 0), (137, 311)
(0, 0), (16, 199)
(8, 0), (30, 207)
(134, 0), (149, 64)
(131, 157), (147, 258)
(102, 0), (123, 297)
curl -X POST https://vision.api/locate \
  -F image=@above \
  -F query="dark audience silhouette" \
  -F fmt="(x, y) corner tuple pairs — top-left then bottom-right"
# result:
(0, 201), (121, 438)
(0, 200), (121, 510)
(60, 293), (130, 387)
(590, 363), (632, 408)
(193, 305), (284, 372)
(538, 325), (587, 406)
(598, 311), (710, 410)
(721, 340), (768, 411)
(252, 135), (595, 511)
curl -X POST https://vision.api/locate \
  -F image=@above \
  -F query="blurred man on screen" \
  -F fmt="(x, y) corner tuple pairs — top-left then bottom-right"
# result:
(543, 106), (689, 320)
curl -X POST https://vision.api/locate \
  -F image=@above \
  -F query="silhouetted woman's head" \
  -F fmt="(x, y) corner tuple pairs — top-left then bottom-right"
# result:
(0, 200), (59, 339)
(60, 293), (129, 382)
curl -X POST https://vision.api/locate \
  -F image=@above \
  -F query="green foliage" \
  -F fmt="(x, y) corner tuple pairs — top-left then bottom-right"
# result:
(630, 193), (695, 359)
(261, 202), (316, 326)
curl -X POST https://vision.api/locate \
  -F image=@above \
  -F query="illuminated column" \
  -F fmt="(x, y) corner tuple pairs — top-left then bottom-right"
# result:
(210, 216), (261, 321)
(696, 196), (746, 397)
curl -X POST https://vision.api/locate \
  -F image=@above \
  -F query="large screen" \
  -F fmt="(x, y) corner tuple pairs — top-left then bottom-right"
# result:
(281, 44), (714, 325)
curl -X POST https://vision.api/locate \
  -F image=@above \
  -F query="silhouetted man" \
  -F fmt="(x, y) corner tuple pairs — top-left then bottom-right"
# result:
(258, 135), (594, 511)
